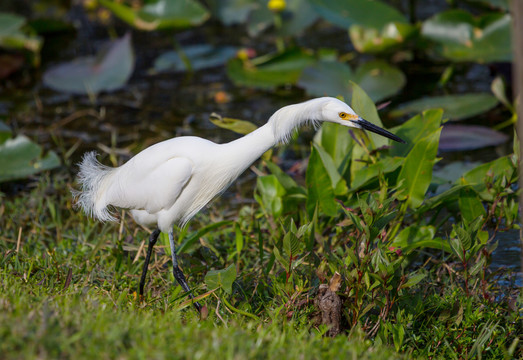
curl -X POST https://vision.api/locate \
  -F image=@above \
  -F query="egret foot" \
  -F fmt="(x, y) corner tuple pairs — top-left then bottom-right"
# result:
(169, 228), (202, 312)
(139, 229), (161, 296)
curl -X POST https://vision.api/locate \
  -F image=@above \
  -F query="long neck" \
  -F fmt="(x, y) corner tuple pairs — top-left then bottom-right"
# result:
(223, 98), (324, 162)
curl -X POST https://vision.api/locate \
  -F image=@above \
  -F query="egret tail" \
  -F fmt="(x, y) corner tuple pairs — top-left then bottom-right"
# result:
(72, 151), (118, 222)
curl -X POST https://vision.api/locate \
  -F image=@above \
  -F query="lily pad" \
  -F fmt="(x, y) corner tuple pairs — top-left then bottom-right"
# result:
(0, 12), (42, 55)
(209, 0), (318, 37)
(43, 33), (134, 95)
(349, 22), (417, 53)
(421, 10), (512, 63)
(439, 125), (508, 152)
(227, 48), (314, 89)
(309, 0), (406, 30)
(0, 134), (60, 183)
(207, 0), (257, 26)
(153, 44), (237, 73)
(99, 0), (209, 31)
(298, 60), (405, 102)
(390, 93), (498, 121)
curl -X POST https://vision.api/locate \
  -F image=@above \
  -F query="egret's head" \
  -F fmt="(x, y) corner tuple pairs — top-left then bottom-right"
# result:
(321, 97), (405, 143)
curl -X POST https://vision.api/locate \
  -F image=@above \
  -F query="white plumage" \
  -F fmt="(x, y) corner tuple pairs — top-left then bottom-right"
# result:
(74, 97), (405, 231)
(73, 97), (404, 308)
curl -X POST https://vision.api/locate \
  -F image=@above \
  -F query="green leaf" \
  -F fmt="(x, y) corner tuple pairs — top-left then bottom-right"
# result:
(313, 143), (348, 196)
(306, 145), (338, 217)
(43, 33), (134, 95)
(354, 61), (406, 103)
(273, 246), (289, 270)
(0, 135), (60, 183)
(177, 220), (233, 254)
(392, 225), (452, 253)
(350, 157), (403, 190)
(235, 224), (244, 255)
(283, 230), (300, 258)
(491, 76), (513, 112)
(390, 93), (498, 121)
(350, 81), (388, 146)
(227, 48), (314, 89)
(298, 60), (405, 103)
(415, 185), (467, 213)
(0, 121), (11, 144)
(400, 273), (427, 289)
(209, 113), (259, 135)
(0, 12), (42, 54)
(99, 0), (209, 31)
(204, 263), (237, 295)
(309, 0), (406, 30)
(153, 44), (237, 73)
(314, 122), (353, 176)
(391, 109), (443, 157)
(256, 175), (286, 217)
(421, 10), (512, 62)
(397, 128), (442, 208)
(349, 22), (417, 53)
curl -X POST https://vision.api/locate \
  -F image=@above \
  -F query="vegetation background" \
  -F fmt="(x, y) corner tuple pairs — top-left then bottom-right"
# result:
(0, 0), (521, 358)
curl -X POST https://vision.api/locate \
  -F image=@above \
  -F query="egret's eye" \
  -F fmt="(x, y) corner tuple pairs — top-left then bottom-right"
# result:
(339, 112), (358, 121)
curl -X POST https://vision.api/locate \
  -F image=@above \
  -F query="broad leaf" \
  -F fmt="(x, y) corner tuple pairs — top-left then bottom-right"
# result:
(0, 135), (60, 183)
(204, 263), (237, 294)
(314, 122), (353, 175)
(391, 109), (443, 157)
(439, 125), (508, 152)
(0, 12), (42, 55)
(309, 0), (406, 30)
(350, 22), (417, 53)
(153, 44), (237, 73)
(43, 33), (134, 95)
(256, 175), (286, 217)
(227, 48), (314, 89)
(306, 146), (338, 217)
(390, 93), (498, 121)
(99, 0), (209, 31)
(397, 128), (442, 208)
(458, 187), (486, 224)
(422, 10), (512, 62)
(351, 157), (403, 190)
(298, 60), (405, 103)
(392, 225), (451, 253)
(313, 143), (348, 195)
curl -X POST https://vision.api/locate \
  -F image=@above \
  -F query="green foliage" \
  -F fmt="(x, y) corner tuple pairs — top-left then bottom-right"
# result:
(298, 60), (406, 103)
(390, 93), (499, 121)
(99, 0), (209, 31)
(253, 87), (520, 357)
(0, 124), (60, 183)
(0, 12), (42, 57)
(422, 10), (512, 62)
(43, 33), (134, 95)
(227, 48), (314, 89)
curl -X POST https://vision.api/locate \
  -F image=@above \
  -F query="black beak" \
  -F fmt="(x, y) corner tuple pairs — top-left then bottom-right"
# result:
(351, 118), (406, 144)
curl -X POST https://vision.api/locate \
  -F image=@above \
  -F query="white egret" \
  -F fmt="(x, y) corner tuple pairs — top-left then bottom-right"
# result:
(73, 96), (405, 312)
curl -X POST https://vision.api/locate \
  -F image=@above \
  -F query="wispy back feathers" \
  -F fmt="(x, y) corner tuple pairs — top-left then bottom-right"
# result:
(71, 151), (117, 222)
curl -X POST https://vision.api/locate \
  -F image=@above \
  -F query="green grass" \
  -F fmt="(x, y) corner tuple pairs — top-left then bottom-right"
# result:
(0, 175), (404, 359)
(1, 174), (521, 359)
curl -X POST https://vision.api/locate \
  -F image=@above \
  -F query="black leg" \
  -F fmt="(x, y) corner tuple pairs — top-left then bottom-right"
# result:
(168, 229), (202, 312)
(139, 229), (161, 296)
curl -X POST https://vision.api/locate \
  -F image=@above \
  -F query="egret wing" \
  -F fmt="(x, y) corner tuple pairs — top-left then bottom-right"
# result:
(105, 157), (193, 214)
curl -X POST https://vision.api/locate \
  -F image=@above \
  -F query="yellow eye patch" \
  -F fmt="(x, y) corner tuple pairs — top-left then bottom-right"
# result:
(339, 112), (359, 121)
